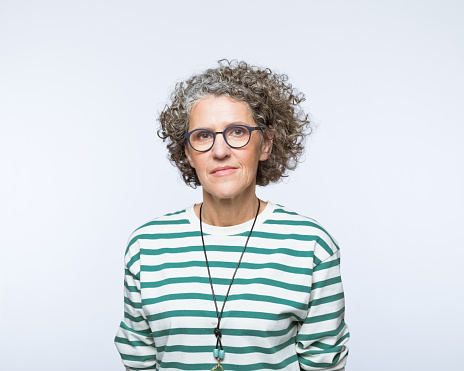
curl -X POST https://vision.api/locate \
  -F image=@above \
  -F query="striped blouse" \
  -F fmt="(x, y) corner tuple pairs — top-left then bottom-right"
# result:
(114, 202), (349, 370)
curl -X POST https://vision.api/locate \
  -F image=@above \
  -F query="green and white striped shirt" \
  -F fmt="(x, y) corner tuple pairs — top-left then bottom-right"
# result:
(115, 202), (349, 370)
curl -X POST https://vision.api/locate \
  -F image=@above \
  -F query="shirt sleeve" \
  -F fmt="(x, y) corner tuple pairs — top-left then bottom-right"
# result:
(296, 248), (350, 370)
(114, 239), (157, 370)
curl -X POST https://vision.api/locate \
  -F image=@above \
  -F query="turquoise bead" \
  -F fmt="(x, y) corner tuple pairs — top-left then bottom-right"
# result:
(218, 349), (225, 359)
(213, 348), (219, 358)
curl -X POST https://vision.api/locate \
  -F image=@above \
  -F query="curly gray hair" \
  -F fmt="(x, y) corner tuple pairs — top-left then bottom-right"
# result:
(157, 60), (312, 187)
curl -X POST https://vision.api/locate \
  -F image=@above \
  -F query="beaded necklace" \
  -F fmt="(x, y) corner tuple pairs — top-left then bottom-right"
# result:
(199, 200), (261, 371)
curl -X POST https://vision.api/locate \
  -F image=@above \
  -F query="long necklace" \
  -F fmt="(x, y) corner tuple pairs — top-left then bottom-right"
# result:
(200, 199), (261, 371)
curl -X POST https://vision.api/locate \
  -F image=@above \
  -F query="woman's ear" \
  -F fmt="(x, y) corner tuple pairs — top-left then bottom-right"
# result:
(259, 126), (274, 161)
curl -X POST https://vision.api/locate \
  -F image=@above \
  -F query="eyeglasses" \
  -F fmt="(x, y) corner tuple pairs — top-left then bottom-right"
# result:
(184, 124), (262, 152)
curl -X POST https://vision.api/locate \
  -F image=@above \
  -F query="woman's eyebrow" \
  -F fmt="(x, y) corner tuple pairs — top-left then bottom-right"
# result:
(195, 121), (249, 131)
(223, 121), (248, 128)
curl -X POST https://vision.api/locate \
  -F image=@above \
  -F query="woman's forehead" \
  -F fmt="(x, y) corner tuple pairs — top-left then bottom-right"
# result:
(188, 95), (255, 130)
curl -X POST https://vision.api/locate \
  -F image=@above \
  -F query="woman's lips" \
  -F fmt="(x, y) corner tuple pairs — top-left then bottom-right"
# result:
(210, 166), (238, 177)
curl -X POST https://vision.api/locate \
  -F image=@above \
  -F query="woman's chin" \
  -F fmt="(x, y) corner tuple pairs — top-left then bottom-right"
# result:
(206, 190), (241, 201)
(203, 183), (251, 201)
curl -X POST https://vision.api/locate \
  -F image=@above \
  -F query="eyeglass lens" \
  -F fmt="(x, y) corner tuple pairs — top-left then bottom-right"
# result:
(189, 125), (251, 151)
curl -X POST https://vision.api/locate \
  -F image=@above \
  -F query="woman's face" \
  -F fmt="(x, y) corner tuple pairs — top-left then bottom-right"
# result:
(185, 95), (272, 201)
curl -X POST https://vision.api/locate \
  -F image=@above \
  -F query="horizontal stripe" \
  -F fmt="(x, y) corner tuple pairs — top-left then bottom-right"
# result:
(302, 346), (343, 355)
(124, 280), (139, 293)
(273, 208), (298, 215)
(311, 292), (344, 307)
(243, 231), (320, 242)
(313, 257), (340, 272)
(125, 312), (145, 323)
(140, 245), (313, 258)
(120, 352), (156, 363)
(114, 336), (147, 347)
(142, 292), (307, 310)
(263, 219), (339, 249)
(337, 332), (350, 346)
(160, 336), (295, 355)
(299, 352), (341, 368)
(161, 353), (296, 370)
(140, 276), (310, 293)
(126, 231), (201, 253)
(119, 320), (152, 336)
(125, 296), (142, 309)
(296, 320), (346, 342)
(141, 260), (312, 275)
(152, 322), (296, 339)
(165, 209), (186, 216)
(135, 219), (190, 232)
(132, 228), (323, 244)
(311, 276), (342, 290)
(312, 332), (350, 350)
(147, 309), (304, 323)
(315, 237), (336, 256)
(304, 308), (344, 325)
(127, 252), (140, 270)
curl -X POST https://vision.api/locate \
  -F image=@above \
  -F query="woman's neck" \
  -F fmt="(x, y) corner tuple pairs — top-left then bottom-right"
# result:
(194, 193), (265, 227)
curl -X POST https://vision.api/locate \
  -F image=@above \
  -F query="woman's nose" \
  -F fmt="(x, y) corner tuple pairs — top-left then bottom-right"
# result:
(211, 133), (231, 158)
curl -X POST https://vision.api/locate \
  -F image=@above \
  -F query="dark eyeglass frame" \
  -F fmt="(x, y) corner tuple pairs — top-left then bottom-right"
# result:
(184, 124), (262, 152)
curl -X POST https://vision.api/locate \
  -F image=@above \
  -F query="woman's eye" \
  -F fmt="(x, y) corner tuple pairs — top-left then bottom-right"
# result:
(194, 131), (213, 141)
(230, 127), (246, 136)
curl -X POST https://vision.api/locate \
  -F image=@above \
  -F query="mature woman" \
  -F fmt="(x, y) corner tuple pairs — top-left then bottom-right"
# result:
(115, 60), (349, 371)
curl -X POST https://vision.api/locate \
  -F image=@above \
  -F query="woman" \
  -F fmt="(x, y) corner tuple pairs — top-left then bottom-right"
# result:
(115, 60), (349, 371)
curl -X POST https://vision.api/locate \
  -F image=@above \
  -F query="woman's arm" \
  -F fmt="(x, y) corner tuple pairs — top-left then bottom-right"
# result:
(114, 240), (157, 370)
(296, 248), (350, 370)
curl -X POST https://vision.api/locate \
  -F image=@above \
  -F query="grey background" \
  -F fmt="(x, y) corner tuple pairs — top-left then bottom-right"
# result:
(1, 1), (463, 370)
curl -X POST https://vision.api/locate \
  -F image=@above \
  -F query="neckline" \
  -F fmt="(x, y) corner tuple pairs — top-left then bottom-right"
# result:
(187, 201), (274, 236)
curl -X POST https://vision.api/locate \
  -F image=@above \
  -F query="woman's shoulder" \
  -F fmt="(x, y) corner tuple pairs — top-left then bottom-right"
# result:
(124, 206), (195, 255)
(266, 203), (327, 229)
(133, 207), (192, 233)
(266, 203), (340, 260)
(268, 203), (320, 222)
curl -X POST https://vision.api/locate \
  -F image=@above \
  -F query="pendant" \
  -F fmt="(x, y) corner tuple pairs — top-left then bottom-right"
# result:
(210, 356), (224, 371)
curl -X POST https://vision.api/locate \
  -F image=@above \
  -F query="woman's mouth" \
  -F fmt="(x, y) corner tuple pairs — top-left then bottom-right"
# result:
(210, 166), (238, 177)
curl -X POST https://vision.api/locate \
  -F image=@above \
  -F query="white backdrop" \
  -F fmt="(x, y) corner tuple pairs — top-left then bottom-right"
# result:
(1, 1), (463, 370)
